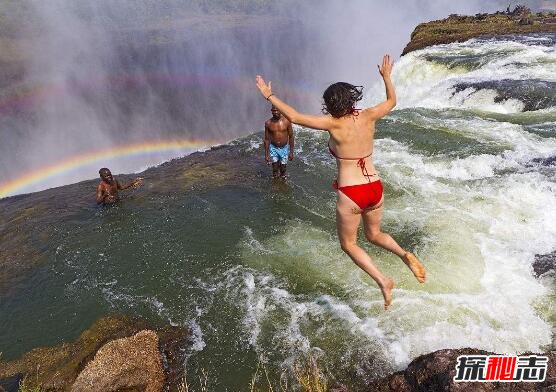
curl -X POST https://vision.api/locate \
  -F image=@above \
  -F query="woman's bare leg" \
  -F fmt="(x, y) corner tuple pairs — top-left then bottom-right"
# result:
(336, 191), (394, 309)
(362, 201), (426, 283)
(362, 201), (406, 257)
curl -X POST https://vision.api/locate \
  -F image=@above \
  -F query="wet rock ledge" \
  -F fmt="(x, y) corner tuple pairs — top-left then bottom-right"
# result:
(0, 316), (189, 392)
(1, 315), (554, 391)
(402, 6), (556, 55)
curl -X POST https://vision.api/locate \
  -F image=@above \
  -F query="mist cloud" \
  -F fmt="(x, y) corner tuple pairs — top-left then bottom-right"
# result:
(0, 0), (539, 194)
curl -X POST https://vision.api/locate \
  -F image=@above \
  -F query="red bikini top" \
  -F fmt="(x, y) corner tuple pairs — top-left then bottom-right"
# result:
(328, 142), (375, 182)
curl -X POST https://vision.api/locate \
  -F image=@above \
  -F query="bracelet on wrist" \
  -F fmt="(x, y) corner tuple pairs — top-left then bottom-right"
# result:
(266, 93), (274, 100)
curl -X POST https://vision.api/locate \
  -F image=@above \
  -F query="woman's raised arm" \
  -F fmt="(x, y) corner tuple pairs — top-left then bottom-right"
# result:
(256, 75), (334, 131)
(365, 54), (396, 120)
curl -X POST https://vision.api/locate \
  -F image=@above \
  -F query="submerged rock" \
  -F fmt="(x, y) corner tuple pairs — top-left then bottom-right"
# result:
(367, 348), (556, 391)
(0, 315), (189, 392)
(533, 251), (556, 277)
(452, 80), (556, 112)
(402, 9), (556, 55)
(530, 156), (556, 167)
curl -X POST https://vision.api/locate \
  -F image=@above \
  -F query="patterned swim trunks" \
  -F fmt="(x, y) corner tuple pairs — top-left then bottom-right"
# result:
(269, 143), (289, 164)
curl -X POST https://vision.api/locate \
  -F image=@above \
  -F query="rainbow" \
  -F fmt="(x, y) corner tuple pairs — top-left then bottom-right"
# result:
(0, 72), (319, 198)
(0, 73), (318, 114)
(0, 138), (218, 199)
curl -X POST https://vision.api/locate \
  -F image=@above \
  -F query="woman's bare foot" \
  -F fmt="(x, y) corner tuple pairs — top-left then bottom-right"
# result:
(402, 252), (426, 283)
(379, 278), (394, 310)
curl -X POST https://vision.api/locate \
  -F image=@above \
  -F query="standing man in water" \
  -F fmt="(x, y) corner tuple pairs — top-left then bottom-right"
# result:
(96, 168), (143, 205)
(264, 105), (294, 179)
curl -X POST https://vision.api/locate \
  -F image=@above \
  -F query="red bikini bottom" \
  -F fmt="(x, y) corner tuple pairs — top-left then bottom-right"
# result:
(333, 179), (384, 210)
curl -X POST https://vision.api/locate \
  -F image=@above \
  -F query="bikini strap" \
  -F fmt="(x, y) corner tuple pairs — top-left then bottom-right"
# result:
(357, 158), (377, 182)
(328, 142), (376, 182)
(327, 142), (372, 160)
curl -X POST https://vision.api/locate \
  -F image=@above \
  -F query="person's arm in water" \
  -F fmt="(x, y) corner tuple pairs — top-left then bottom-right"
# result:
(264, 123), (271, 164)
(256, 76), (335, 131)
(96, 183), (106, 204)
(117, 177), (143, 190)
(365, 54), (396, 120)
(287, 121), (294, 161)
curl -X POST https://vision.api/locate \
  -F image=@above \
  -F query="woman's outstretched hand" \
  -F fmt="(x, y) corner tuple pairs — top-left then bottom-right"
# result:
(256, 75), (272, 99)
(377, 54), (393, 79)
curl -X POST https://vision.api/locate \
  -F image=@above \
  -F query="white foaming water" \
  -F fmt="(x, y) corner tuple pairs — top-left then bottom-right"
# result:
(223, 261), (396, 373)
(237, 167), (555, 366)
(375, 138), (555, 353)
(186, 319), (207, 352)
(364, 35), (556, 113)
(234, 34), (556, 373)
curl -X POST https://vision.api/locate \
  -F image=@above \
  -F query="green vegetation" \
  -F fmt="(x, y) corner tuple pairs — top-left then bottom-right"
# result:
(18, 376), (44, 392)
(176, 358), (329, 392)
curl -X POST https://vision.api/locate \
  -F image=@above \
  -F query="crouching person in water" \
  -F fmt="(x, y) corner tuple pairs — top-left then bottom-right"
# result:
(96, 168), (143, 205)
(264, 105), (294, 178)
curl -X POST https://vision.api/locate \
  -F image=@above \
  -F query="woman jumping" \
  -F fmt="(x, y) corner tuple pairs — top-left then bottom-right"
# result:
(255, 54), (426, 309)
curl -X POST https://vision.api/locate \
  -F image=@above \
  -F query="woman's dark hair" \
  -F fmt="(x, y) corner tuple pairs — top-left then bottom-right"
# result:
(322, 82), (364, 118)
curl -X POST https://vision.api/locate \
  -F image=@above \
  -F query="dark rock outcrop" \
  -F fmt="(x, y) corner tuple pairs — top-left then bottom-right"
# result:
(367, 348), (556, 391)
(530, 156), (556, 167)
(402, 8), (556, 55)
(0, 374), (22, 392)
(533, 251), (556, 278)
(0, 315), (189, 392)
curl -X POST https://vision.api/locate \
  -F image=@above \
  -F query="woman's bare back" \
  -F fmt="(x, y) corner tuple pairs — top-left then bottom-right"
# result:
(328, 111), (378, 187)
